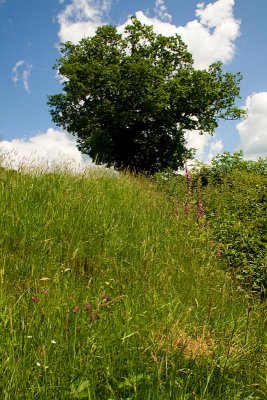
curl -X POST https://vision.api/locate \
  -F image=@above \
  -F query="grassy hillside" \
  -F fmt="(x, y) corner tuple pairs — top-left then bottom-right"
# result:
(0, 167), (266, 399)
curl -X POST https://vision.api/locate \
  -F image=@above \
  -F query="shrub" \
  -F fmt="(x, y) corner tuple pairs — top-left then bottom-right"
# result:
(153, 154), (267, 297)
(193, 151), (267, 186)
(202, 169), (267, 297)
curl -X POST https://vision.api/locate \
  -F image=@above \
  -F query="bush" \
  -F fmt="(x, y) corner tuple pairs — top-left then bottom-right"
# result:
(202, 169), (267, 297)
(153, 154), (267, 297)
(193, 151), (267, 186)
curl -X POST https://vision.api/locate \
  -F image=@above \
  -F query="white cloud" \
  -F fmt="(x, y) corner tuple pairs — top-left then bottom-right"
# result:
(57, 0), (111, 44)
(186, 131), (211, 160)
(154, 0), (172, 23)
(236, 92), (267, 160)
(179, 0), (240, 69)
(185, 130), (224, 163)
(126, 0), (240, 69)
(11, 60), (33, 92)
(207, 139), (224, 162)
(57, 0), (240, 70)
(0, 129), (93, 172)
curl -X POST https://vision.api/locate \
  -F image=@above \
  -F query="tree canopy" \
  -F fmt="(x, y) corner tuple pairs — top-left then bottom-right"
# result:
(48, 17), (245, 174)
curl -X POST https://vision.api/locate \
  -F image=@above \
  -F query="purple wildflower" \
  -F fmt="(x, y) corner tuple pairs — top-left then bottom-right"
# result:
(197, 200), (205, 219)
(90, 313), (99, 321)
(43, 289), (49, 296)
(85, 303), (92, 311)
(73, 304), (80, 314)
(32, 296), (39, 303)
(217, 249), (222, 257)
(185, 168), (192, 186)
(184, 201), (192, 216)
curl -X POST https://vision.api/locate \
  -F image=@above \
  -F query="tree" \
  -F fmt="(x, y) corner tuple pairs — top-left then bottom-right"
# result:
(48, 17), (245, 174)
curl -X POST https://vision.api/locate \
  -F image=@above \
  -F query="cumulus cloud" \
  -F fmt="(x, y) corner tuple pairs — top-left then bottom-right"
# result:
(185, 131), (224, 163)
(154, 0), (172, 23)
(0, 129), (93, 171)
(236, 92), (267, 160)
(180, 0), (240, 68)
(57, 0), (240, 69)
(11, 60), (33, 93)
(207, 138), (224, 162)
(57, 0), (111, 44)
(117, 0), (240, 69)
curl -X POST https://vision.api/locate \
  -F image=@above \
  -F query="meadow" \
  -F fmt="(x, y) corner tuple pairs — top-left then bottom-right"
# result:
(0, 160), (266, 399)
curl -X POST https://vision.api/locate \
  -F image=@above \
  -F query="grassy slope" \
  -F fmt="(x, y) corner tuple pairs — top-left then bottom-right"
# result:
(0, 167), (266, 399)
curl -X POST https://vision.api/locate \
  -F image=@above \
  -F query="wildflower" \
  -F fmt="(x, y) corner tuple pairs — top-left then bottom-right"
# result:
(90, 312), (99, 321)
(73, 304), (80, 314)
(197, 200), (205, 219)
(32, 296), (39, 303)
(217, 249), (222, 257)
(197, 177), (205, 219)
(27, 335), (33, 339)
(104, 295), (110, 302)
(85, 303), (92, 311)
(36, 361), (41, 367)
(43, 289), (49, 296)
(51, 339), (56, 344)
(185, 168), (192, 186)
(184, 201), (192, 216)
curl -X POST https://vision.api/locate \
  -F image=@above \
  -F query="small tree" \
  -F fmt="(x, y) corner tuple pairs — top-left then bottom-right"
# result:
(48, 17), (245, 174)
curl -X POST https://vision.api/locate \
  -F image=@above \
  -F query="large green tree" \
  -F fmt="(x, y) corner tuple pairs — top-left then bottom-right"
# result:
(48, 17), (245, 174)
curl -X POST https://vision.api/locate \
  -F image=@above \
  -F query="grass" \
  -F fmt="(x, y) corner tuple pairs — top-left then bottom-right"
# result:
(0, 165), (266, 399)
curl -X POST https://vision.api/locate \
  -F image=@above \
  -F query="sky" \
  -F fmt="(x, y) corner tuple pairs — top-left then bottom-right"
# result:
(0, 0), (267, 170)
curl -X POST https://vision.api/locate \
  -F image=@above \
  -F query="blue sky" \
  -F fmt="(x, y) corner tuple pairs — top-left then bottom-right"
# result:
(0, 0), (267, 169)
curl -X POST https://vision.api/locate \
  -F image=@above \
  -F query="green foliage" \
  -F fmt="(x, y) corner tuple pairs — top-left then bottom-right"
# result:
(193, 151), (267, 186)
(186, 152), (267, 296)
(0, 166), (266, 399)
(153, 153), (267, 296)
(48, 17), (245, 174)
(202, 169), (267, 296)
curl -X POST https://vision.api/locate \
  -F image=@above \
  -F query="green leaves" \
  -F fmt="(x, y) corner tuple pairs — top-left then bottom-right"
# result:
(197, 158), (267, 296)
(48, 17), (244, 174)
(71, 380), (90, 398)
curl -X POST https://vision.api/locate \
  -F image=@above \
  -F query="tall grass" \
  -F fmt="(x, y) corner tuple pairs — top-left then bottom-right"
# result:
(0, 166), (266, 399)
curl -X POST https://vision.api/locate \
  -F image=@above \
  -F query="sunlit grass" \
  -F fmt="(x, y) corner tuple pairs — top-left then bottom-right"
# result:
(0, 163), (266, 399)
